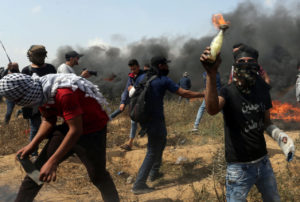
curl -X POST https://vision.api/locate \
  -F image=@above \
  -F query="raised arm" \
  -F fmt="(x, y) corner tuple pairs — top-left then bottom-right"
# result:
(200, 47), (225, 115)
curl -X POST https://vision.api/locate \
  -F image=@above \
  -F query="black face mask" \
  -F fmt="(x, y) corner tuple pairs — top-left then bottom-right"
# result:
(160, 69), (169, 76)
(233, 62), (259, 94)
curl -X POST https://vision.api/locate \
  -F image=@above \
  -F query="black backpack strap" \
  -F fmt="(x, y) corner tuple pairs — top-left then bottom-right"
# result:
(145, 75), (157, 87)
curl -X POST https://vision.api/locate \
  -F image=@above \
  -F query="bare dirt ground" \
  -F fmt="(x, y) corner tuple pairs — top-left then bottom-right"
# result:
(0, 101), (300, 201)
(1, 132), (299, 201)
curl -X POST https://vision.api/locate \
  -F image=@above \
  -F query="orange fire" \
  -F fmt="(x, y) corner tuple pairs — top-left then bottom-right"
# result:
(270, 100), (300, 122)
(212, 14), (229, 29)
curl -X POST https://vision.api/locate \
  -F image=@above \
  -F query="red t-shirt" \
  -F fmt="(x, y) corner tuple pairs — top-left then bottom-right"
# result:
(40, 88), (109, 135)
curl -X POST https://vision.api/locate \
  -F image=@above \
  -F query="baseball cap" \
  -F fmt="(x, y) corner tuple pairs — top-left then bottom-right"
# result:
(150, 56), (171, 67)
(65, 51), (84, 60)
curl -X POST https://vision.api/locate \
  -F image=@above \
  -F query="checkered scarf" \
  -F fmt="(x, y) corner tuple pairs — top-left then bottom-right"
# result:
(38, 73), (109, 109)
(0, 73), (109, 109)
(0, 73), (43, 106)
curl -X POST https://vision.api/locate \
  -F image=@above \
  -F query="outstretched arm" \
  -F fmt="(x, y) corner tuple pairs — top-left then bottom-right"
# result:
(264, 110), (295, 162)
(80, 70), (91, 78)
(200, 47), (225, 115)
(176, 88), (204, 98)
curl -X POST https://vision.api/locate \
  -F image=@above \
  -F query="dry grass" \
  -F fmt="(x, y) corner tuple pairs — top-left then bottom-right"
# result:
(0, 104), (29, 155)
(0, 99), (300, 201)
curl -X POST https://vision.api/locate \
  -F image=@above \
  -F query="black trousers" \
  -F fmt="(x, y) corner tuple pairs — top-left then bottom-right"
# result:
(15, 126), (119, 202)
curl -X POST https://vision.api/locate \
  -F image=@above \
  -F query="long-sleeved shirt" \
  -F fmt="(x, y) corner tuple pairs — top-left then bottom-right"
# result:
(120, 70), (145, 104)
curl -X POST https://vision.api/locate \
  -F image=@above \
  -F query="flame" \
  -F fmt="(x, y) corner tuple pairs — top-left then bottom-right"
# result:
(270, 100), (300, 122)
(212, 14), (229, 29)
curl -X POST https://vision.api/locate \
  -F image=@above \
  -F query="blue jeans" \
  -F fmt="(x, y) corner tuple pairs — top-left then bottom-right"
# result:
(193, 100), (206, 128)
(226, 156), (280, 202)
(4, 100), (15, 124)
(109, 108), (123, 119)
(110, 108), (137, 139)
(130, 120), (138, 139)
(133, 119), (167, 188)
(29, 115), (42, 156)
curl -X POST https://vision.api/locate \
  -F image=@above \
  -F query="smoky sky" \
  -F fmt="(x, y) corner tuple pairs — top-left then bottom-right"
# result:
(52, 1), (300, 103)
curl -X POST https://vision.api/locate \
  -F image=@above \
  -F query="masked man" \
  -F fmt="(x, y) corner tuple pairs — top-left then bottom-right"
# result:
(200, 45), (295, 202)
(0, 73), (119, 202)
(228, 43), (270, 85)
(132, 56), (205, 194)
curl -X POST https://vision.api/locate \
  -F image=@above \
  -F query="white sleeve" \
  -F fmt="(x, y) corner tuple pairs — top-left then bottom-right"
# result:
(296, 75), (300, 102)
(57, 64), (73, 74)
(266, 124), (295, 162)
(129, 87), (136, 97)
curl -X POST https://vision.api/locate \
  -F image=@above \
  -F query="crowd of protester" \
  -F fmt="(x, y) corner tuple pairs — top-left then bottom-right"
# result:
(0, 42), (297, 201)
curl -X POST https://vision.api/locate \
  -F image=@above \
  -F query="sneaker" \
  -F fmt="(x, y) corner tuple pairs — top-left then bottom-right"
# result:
(131, 184), (154, 195)
(191, 128), (198, 132)
(120, 144), (132, 151)
(149, 172), (164, 182)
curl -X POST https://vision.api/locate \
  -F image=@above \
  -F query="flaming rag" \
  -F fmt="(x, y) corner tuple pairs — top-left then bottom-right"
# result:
(0, 73), (109, 109)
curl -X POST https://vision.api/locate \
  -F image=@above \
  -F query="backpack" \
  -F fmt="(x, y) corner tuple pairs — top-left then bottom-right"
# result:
(129, 75), (157, 123)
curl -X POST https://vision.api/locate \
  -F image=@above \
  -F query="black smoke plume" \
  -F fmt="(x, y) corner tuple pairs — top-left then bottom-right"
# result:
(52, 1), (300, 103)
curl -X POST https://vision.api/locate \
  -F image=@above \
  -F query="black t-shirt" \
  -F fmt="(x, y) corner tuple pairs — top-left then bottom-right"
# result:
(22, 63), (57, 76)
(220, 78), (272, 163)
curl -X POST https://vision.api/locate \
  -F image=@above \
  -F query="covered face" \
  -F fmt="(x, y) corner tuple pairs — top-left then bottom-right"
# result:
(233, 46), (260, 94)
(0, 73), (43, 106)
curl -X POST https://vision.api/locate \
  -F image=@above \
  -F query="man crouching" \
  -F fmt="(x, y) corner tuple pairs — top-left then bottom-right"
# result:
(200, 45), (295, 202)
(0, 73), (119, 202)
